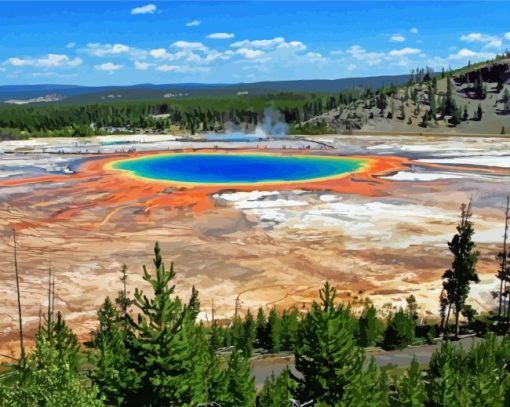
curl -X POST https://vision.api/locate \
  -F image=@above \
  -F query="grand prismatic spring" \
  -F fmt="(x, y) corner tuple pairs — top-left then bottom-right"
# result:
(109, 153), (369, 185)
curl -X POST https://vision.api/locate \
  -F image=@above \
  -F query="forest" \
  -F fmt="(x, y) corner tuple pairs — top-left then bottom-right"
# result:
(1, 200), (510, 406)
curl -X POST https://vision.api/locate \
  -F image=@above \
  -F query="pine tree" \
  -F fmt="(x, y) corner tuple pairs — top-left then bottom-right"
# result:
(241, 309), (256, 357)
(216, 350), (256, 407)
(358, 304), (379, 347)
(128, 242), (221, 405)
(394, 358), (427, 406)
(382, 309), (415, 350)
(89, 297), (138, 406)
(476, 104), (483, 121)
(258, 370), (293, 407)
(255, 307), (267, 349)
(442, 201), (480, 338)
(267, 307), (282, 353)
(291, 282), (365, 404)
(281, 308), (299, 351)
(1, 332), (104, 407)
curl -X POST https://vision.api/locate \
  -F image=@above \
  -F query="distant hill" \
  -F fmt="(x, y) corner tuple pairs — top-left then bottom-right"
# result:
(0, 74), (410, 104)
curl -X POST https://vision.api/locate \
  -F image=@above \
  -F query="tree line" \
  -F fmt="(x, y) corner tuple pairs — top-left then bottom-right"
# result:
(1, 199), (510, 405)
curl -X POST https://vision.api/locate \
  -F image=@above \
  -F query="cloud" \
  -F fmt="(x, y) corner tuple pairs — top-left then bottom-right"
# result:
(156, 64), (209, 73)
(186, 20), (201, 27)
(134, 61), (151, 70)
(460, 32), (503, 48)
(277, 41), (306, 51)
(231, 37), (285, 48)
(236, 48), (265, 59)
(390, 34), (406, 42)
(448, 48), (495, 60)
(347, 63), (357, 71)
(505, 32), (510, 40)
(85, 43), (132, 56)
(171, 41), (207, 51)
(150, 48), (169, 58)
(389, 47), (421, 56)
(346, 45), (385, 66)
(207, 32), (235, 39)
(306, 52), (325, 62)
(95, 62), (123, 72)
(5, 54), (82, 68)
(66, 42), (76, 49)
(130, 4), (157, 15)
(410, 27), (419, 34)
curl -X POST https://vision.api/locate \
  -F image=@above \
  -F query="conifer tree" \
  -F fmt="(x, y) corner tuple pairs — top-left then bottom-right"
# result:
(382, 309), (415, 350)
(241, 309), (256, 357)
(215, 350), (256, 407)
(291, 282), (364, 404)
(358, 304), (379, 347)
(267, 307), (282, 353)
(128, 242), (221, 405)
(281, 308), (299, 351)
(255, 307), (267, 349)
(442, 201), (480, 338)
(393, 358), (427, 406)
(258, 370), (293, 407)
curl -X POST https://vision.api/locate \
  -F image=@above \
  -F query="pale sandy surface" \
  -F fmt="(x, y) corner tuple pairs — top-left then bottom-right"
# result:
(0, 134), (509, 359)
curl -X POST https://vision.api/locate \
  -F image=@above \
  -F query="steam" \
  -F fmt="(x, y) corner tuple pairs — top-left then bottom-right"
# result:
(261, 107), (288, 138)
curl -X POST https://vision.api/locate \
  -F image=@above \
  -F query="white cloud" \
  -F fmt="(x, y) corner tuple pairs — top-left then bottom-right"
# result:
(156, 64), (209, 73)
(207, 32), (235, 39)
(330, 50), (344, 55)
(95, 62), (123, 72)
(347, 63), (357, 71)
(171, 41), (207, 51)
(390, 34), (406, 42)
(66, 42), (76, 49)
(448, 48), (495, 60)
(150, 48), (169, 58)
(130, 4), (157, 15)
(231, 37), (285, 48)
(236, 48), (265, 59)
(389, 47), (421, 56)
(277, 41), (306, 51)
(460, 32), (503, 48)
(505, 32), (510, 40)
(306, 52), (325, 62)
(134, 61), (151, 70)
(346, 45), (385, 66)
(85, 43), (131, 56)
(186, 20), (201, 27)
(5, 54), (82, 68)
(410, 27), (419, 34)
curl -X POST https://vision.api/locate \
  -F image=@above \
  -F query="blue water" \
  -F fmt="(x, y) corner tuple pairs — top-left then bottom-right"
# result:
(113, 153), (366, 184)
(205, 133), (265, 142)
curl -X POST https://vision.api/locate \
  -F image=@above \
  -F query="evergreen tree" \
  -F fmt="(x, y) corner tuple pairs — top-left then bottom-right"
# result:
(281, 308), (299, 351)
(2, 325), (103, 406)
(266, 307), (282, 353)
(382, 309), (415, 350)
(291, 282), (365, 404)
(393, 358), (427, 406)
(442, 201), (480, 338)
(258, 370), (293, 407)
(127, 242), (221, 405)
(255, 307), (267, 349)
(216, 350), (256, 407)
(241, 309), (256, 357)
(358, 304), (379, 347)
(89, 297), (138, 406)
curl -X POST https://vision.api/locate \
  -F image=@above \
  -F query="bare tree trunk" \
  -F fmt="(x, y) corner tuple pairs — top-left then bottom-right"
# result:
(13, 228), (25, 365)
(444, 302), (452, 340)
(455, 305), (460, 339)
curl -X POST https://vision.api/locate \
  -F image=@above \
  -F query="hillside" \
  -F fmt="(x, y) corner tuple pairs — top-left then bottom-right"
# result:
(308, 56), (510, 135)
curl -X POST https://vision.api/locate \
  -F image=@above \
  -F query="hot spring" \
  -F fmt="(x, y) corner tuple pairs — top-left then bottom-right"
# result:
(110, 153), (369, 185)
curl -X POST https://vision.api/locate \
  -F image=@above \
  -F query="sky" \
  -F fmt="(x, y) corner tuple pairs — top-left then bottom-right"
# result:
(0, 1), (509, 86)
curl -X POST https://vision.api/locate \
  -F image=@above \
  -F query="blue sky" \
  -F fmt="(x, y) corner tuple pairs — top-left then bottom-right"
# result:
(1, 1), (509, 85)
